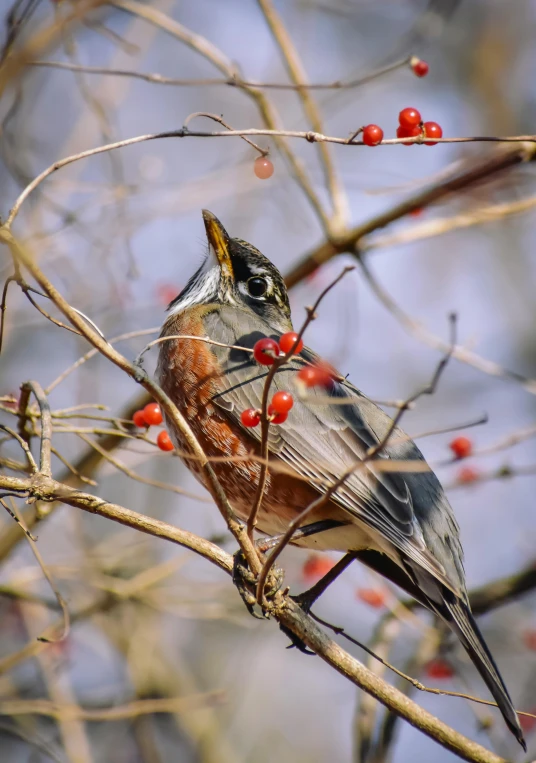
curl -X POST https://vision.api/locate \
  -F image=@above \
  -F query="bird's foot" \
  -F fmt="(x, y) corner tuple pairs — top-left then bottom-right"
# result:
(233, 550), (314, 653)
(232, 548), (284, 620)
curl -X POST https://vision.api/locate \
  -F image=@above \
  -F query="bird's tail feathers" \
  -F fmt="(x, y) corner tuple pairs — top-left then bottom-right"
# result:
(442, 592), (526, 751)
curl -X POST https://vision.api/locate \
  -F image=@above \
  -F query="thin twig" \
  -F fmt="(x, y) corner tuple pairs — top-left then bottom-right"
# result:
(285, 142), (536, 288)
(29, 56), (412, 90)
(0, 424), (38, 473)
(0, 471), (513, 762)
(135, 333), (253, 368)
(311, 610), (536, 723)
(358, 256), (536, 394)
(257, 0), (347, 230)
(5, 129), (536, 229)
(76, 432), (210, 502)
(0, 496), (34, 539)
(110, 0), (331, 232)
(255, 315), (456, 602)
(7, 497), (70, 643)
(246, 266), (354, 543)
(50, 446), (97, 486)
(183, 111), (267, 155)
(21, 381), (52, 477)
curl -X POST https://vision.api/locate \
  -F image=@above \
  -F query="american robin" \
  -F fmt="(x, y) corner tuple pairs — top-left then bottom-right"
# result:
(157, 210), (524, 748)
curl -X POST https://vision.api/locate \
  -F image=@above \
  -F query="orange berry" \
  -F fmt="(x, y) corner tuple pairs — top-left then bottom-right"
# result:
(396, 124), (421, 145)
(271, 391), (294, 414)
(398, 107), (421, 129)
(302, 554), (335, 582)
(362, 124), (384, 146)
(132, 410), (147, 428)
(253, 337), (280, 365)
(156, 430), (174, 451)
(457, 466), (479, 485)
(241, 408), (260, 427)
(279, 332), (304, 355)
(411, 58), (429, 77)
(143, 403), (163, 426)
(296, 363), (334, 389)
(423, 121), (443, 146)
(268, 404), (288, 425)
(356, 588), (385, 608)
(449, 436), (472, 459)
(254, 156), (274, 179)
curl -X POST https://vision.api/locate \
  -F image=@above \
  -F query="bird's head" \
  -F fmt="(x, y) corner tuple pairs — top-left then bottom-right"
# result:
(166, 210), (292, 332)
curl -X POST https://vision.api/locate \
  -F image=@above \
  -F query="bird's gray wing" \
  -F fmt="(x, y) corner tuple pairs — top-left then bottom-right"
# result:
(204, 307), (466, 598)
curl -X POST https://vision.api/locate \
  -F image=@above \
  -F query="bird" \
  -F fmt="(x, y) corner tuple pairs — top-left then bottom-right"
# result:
(156, 209), (525, 749)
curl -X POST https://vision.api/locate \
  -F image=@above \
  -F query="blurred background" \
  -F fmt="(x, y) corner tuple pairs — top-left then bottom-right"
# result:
(1, 0), (536, 761)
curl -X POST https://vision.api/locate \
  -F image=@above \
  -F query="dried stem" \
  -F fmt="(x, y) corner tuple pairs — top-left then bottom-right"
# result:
(257, 0), (347, 230)
(255, 316), (456, 602)
(0, 471), (511, 763)
(30, 56), (411, 91)
(246, 266), (354, 542)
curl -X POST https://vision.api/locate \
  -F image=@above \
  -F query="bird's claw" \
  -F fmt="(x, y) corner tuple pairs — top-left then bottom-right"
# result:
(232, 549), (285, 619)
(232, 549), (265, 618)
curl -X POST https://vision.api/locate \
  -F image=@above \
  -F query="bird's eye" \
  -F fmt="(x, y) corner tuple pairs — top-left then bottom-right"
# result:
(247, 277), (268, 298)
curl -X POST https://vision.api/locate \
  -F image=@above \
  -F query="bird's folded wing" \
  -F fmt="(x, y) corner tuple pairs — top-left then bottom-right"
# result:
(203, 310), (463, 595)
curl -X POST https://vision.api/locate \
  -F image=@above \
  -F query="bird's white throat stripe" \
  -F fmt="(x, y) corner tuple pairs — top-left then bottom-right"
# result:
(168, 265), (220, 316)
(167, 245), (237, 316)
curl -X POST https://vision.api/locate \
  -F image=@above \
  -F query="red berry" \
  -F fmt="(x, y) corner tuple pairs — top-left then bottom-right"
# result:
(279, 331), (304, 355)
(411, 58), (429, 78)
(396, 124), (421, 145)
(449, 436), (472, 459)
(296, 363), (334, 389)
(356, 588), (385, 608)
(143, 402), (163, 426)
(132, 409), (147, 428)
(253, 337), (280, 365)
(254, 156), (274, 179)
(362, 124), (384, 146)
(458, 466), (479, 485)
(425, 659), (454, 679)
(241, 408), (261, 428)
(423, 121), (443, 145)
(156, 430), (174, 451)
(410, 207), (423, 217)
(268, 404), (288, 424)
(302, 554), (335, 582)
(398, 107), (421, 129)
(524, 630), (536, 651)
(271, 391), (294, 414)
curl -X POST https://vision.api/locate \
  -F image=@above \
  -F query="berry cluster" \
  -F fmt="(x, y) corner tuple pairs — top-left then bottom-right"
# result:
(241, 389), (295, 428)
(448, 436), (480, 484)
(396, 107), (443, 146)
(252, 332), (304, 366)
(241, 335), (336, 428)
(132, 402), (174, 451)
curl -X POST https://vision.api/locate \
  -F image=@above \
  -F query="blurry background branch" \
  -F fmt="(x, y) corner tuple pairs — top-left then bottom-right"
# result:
(1, 1), (535, 761)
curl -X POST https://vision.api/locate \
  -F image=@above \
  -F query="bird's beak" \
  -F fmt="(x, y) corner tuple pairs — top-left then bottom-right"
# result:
(202, 210), (234, 281)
